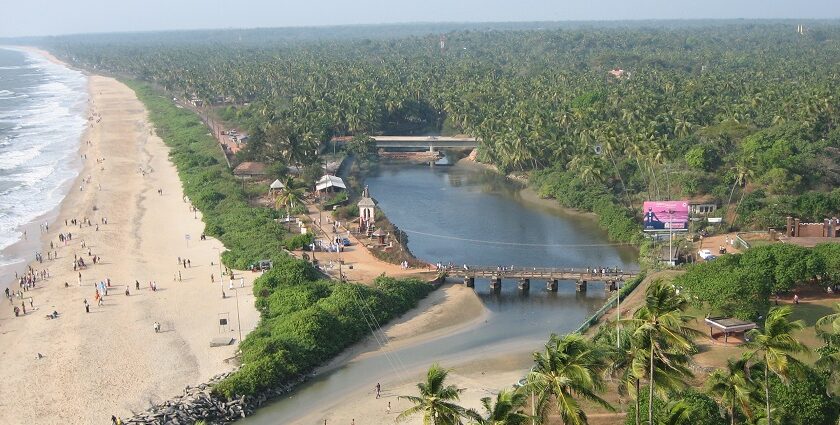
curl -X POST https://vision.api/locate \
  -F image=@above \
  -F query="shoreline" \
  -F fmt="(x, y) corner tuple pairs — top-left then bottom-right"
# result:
(0, 47), (88, 291)
(0, 51), (259, 424)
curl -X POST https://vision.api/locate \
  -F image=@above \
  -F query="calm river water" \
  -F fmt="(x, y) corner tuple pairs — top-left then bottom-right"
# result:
(240, 160), (638, 424)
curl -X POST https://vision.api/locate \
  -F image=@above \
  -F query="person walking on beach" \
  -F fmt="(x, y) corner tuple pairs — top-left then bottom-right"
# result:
(153, 322), (160, 333)
(375, 382), (381, 399)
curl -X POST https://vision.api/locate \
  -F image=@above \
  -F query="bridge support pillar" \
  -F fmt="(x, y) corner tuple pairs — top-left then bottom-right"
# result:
(490, 277), (502, 293)
(546, 279), (559, 292)
(576, 280), (587, 293)
(605, 280), (616, 292)
(518, 278), (530, 292)
(464, 276), (475, 288)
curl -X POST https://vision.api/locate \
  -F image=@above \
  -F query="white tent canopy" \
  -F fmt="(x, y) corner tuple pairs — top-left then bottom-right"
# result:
(315, 175), (346, 191)
(269, 179), (285, 190)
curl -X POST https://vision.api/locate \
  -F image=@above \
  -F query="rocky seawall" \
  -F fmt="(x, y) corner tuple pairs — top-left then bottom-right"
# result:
(124, 371), (305, 425)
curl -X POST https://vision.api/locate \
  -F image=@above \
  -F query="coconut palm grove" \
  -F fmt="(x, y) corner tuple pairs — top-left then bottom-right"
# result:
(26, 20), (840, 424)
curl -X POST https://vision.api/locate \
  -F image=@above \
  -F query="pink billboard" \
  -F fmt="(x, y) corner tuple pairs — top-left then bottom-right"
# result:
(642, 201), (689, 231)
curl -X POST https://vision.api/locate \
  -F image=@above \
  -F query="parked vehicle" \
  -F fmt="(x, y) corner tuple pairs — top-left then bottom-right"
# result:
(697, 249), (716, 260)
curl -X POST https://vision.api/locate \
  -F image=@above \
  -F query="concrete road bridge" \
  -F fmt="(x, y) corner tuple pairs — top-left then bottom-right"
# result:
(333, 135), (478, 150)
(446, 266), (640, 293)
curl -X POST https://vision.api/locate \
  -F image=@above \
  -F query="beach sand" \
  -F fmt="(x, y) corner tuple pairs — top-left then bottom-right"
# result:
(0, 74), (259, 424)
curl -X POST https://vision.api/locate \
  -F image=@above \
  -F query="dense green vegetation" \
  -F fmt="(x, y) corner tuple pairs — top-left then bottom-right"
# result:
(48, 22), (840, 233)
(129, 79), (434, 400)
(401, 281), (840, 425)
(674, 243), (840, 319)
(215, 267), (432, 398)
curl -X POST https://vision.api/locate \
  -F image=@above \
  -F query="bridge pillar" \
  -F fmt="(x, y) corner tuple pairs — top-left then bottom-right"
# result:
(546, 279), (559, 292)
(605, 280), (616, 292)
(576, 280), (587, 293)
(518, 278), (530, 292)
(464, 276), (475, 288)
(490, 277), (502, 293)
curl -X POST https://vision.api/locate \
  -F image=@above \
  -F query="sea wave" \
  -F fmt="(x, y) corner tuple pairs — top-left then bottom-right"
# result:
(0, 47), (88, 260)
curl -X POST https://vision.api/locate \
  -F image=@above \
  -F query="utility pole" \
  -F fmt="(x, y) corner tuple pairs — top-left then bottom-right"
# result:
(234, 286), (243, 342)
(617, 287), (621, 349)
(668, 209), (674, 266)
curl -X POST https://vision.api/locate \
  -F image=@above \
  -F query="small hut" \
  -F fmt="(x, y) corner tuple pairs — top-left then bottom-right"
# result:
(269, 179), (285, 194)
(233, 162), (267, 179)
(315, 175), (346, 193)
(358, 186), (376, 232)
(372, 228), (387, 245)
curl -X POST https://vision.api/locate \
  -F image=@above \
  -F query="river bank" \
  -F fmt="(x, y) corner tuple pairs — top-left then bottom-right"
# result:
(0, 66), (259, 424)
(235, 156), (637, 424)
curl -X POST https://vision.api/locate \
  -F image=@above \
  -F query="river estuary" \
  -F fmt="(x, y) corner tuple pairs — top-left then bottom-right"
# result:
(240, 159), (638, 424)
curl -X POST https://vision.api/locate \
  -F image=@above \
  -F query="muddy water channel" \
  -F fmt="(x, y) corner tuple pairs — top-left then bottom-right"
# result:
(240, 160), (638, 424)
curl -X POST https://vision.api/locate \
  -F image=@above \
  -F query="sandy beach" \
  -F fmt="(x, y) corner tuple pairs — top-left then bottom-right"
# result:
(0, 70), (259, 424)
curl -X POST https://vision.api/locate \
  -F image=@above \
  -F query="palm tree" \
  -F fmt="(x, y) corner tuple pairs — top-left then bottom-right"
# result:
(274, 184), (304, 219)
(525, 333), (613, 425)
(815, 303), (840, 393)
(398, 363), (469, 425)
(466, 388), (532, 425)
(622, 280), (700, 425)
(745, 306), (808, 425)
(604, 327), (647, 425)
(706, 357), (759, 424)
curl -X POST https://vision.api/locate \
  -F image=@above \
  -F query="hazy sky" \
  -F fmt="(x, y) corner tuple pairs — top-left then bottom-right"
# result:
(3, 0), (840, 38)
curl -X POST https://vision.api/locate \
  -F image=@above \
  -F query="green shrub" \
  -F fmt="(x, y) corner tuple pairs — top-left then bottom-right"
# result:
(675, 244), (836, 319)
(282, 233), (314, 251)
(215, 259), (433, 399)
(767, 365), (840, 425)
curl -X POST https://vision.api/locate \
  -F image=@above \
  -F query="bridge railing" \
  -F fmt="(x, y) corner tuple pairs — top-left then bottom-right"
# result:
(446, 265), (638, 279)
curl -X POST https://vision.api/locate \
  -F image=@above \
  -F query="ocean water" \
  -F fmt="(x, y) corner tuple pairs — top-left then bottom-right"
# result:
(0, 47), (88, 274)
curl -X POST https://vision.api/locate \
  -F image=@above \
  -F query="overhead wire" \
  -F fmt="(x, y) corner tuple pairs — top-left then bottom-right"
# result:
(348, 284), (410, 384)
(398, 227), (634, 248)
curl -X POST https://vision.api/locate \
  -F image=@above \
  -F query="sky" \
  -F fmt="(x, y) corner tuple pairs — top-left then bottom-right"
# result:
(3, 0), (840, 38)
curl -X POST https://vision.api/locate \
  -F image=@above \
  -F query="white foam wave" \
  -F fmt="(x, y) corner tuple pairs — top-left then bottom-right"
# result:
(0, 48), (88, 258)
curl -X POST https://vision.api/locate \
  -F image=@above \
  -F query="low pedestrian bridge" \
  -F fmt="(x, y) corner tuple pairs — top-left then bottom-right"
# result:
(444, 266), (640, 293)
(333, 135), (478, 150)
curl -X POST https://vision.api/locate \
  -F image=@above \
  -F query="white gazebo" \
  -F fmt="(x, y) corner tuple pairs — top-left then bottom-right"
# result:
(315, 175), (346, 193)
